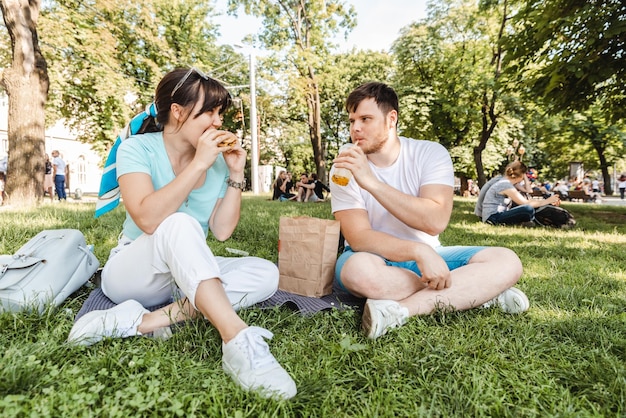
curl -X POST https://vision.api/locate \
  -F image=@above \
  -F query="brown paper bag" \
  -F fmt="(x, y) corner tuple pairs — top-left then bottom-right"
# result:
(278, 216), (341, 297)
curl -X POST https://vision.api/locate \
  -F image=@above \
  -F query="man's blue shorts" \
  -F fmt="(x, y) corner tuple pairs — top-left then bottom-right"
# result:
(334, 245), (487, 293)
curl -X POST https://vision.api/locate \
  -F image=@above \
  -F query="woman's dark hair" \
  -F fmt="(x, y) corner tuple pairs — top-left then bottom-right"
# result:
(345, 82), (399, 118)
(149, 68), (232, 130)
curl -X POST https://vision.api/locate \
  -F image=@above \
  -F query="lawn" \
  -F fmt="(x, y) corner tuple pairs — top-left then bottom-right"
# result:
(0, 196), (625, 417)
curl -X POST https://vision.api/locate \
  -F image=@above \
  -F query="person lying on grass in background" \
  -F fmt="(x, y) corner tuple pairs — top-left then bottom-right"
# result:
(68, 67), (296, 399)
(329, 82), (529, 340)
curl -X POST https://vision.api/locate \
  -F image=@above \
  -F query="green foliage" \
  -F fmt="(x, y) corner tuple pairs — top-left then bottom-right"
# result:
(1, 198), (626, 416)
(504, 0), (626, 121)
(38, 0), (231, 155)
(226, 0), (358, 180)
(2, 0), (624, 201)
(391, 0), (522, 183)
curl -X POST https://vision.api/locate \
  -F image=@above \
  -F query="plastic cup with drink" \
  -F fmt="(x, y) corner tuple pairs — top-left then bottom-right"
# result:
(332, 143), (355, 186)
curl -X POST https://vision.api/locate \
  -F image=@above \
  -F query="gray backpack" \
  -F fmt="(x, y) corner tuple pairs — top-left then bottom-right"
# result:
(0, 229), (99, 313)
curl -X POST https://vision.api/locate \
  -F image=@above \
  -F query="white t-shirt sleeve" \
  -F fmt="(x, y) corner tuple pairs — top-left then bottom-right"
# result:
(416, 140), (455, 187)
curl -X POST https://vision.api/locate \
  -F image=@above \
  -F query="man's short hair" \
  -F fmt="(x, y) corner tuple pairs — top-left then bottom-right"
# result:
(346, 82), (399, 118)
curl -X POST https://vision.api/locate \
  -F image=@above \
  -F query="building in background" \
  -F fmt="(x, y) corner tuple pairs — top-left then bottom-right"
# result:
(0, 94), (102, 195)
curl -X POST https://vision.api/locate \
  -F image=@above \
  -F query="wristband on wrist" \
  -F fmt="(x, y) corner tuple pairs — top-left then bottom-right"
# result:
(226, 177), (246, 191)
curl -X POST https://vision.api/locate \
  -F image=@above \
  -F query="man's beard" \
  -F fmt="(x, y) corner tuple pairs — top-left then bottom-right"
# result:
(361, 134), (388, 155)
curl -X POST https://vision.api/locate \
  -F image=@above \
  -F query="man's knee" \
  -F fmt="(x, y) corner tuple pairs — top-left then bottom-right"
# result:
(341, 253), (385, 294)
(472, 247), (523, 284)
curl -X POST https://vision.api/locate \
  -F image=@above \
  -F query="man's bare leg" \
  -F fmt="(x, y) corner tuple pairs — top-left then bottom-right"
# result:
(341, 247), (523, 316)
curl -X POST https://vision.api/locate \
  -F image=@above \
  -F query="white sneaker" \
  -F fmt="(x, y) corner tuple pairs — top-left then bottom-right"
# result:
(482, 287), (530, 314)
(68, 300), (149, 346)
(222, 326), (297, 399)
(362, 299), (409, 339)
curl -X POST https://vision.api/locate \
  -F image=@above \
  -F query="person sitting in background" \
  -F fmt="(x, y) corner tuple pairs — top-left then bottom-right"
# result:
(295, 173), (310, 202)
(304, 173), (330, 202)
(553, 181), (570, 199)
(571, 177), (583, 191)
(581, 179), (602, 202)
(272, 170), (286, 200)
(284, 172), (295, 198)
(475, 161), (561, 226)
(531, 182), (552, 198)
(272, 170), (287, 200)
(272, 170), (296, 201)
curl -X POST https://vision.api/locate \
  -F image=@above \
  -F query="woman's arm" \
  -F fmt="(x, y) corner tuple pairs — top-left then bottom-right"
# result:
(208, 136), (247, 241)
(503, 188), (560, 208)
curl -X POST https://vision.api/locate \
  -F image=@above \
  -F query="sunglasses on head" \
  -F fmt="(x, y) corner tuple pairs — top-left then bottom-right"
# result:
(171, 67), (209, 99)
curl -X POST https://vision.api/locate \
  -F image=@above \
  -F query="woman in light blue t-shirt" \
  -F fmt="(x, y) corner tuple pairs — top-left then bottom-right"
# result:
(68, 68), (296, 399)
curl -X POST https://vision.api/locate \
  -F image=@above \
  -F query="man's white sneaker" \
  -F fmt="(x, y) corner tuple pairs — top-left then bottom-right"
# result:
(362, 299), (410, 340)
(222, 326), (297, 399)
(68, 300), (149, 346)
(482, 287), (530, 314)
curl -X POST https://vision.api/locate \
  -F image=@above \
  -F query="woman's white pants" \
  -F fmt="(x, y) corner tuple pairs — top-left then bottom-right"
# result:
(101, 212), (278, 311)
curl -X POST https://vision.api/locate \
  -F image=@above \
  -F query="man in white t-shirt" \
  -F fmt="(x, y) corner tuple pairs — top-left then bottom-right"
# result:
(329, 82), (529, 339)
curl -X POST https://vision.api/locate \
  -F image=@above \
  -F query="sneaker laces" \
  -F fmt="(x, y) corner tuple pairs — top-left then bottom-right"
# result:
(383, 303), (408, 326)
(242, 327), (277, 370)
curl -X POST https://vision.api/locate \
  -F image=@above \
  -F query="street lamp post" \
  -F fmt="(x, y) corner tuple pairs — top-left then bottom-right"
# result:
(248, 52), (259, 195)
(231, 45), (259, 194)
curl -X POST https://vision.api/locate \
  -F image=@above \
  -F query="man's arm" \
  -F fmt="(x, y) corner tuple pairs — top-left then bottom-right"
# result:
(363, 182), (453, 236)
(334, 145), (453, 236)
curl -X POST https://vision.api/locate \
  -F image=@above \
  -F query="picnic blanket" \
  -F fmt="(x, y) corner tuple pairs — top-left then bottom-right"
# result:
(75, 284), (364, 322)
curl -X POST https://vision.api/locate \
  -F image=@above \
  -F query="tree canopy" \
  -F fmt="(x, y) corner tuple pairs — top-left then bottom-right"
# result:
(0, 0), (624, 204)
(504, 0), (626, 121)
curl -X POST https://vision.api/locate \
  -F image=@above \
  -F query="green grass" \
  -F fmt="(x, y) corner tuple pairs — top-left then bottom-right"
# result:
(1, 196), (625, 417)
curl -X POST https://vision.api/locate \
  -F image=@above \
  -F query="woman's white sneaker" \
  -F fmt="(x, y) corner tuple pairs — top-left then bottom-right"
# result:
(222, 326), (297, 399)
(67, 299), (149, 346)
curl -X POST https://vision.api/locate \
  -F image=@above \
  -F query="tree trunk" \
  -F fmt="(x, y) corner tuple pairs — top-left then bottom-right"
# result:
(306, 66), (325, 181)
(474, 0), (507, 188)
(601, 164), (612, 196)
(474, 92), (498, 187)
(0, 0), (49, 205)
(591, 141), (613, 195)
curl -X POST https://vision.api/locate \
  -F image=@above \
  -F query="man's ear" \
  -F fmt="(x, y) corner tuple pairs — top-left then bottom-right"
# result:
(387, 110), (398, 129)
